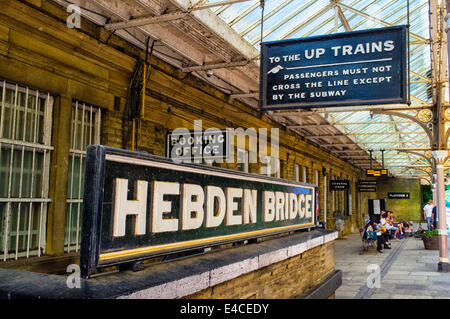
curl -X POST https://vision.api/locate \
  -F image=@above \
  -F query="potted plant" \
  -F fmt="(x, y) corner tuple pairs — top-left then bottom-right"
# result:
(422, 230), (439, 250)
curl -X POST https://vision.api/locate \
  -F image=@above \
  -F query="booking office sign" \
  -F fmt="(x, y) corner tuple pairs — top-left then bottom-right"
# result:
(80, 145), (316, 278)
(260, 26), (408, 110)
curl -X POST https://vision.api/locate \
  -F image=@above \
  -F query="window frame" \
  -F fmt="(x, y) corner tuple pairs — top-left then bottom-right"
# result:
(0, 80), (54, 261)
(65, 101), (101, 253)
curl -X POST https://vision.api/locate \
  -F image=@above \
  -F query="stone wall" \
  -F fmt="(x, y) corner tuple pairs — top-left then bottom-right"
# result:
(377, 178), (422, 222)
(187, 241), (335, 299)
(0, 230), (340, 299)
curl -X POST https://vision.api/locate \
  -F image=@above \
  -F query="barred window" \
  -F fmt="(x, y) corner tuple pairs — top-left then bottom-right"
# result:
(0, 81), (53, 260)
(303, 166), (307, 183)
(315, 170), (319, 187)
(237, 148), (248, 173)
(65, 101), (101, 253)
(294, 163), (300, 182)
(260, 156), (280, 178)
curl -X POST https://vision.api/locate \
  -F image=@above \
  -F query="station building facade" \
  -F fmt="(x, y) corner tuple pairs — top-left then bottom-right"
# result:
(0, 0), (420, 277)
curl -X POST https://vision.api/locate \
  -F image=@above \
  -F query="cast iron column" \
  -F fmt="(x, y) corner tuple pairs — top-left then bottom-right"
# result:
(429, 0), (449, 272)
(432, 151), (449, 272)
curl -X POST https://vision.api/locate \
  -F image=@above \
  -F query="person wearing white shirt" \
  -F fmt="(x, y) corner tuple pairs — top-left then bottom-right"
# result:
(380, 211), (393, 245)
(423, 200), (434, 231)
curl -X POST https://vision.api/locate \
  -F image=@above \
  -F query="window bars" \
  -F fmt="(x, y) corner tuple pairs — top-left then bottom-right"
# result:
(0, 80), (53, 261)
(259, 156), (280, 178)
(294, 163), (300, 182)
(65, 101), (101, 253)
(237, 148), (249, 173)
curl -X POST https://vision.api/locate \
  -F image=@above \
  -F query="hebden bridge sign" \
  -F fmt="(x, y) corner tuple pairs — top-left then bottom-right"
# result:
(80, 146), (316, 278)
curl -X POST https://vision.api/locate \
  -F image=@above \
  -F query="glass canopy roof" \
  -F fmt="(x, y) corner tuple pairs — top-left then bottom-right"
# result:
(193, 0), (445, 181)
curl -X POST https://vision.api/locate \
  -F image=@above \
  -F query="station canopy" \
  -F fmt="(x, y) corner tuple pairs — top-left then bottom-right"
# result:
(60, 0), (447, 183)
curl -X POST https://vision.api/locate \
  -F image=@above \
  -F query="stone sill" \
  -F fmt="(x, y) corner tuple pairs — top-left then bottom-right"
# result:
(0, 229), (337, 299)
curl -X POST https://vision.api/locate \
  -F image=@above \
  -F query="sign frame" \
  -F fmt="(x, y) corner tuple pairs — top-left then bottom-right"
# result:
(259, 25), (408, 110)
(388, 192), (410, 199)
(358, 180), (377, 186)
(81, 145), (317, 278)
(358, 187), (377, 193)
(366, 169), (388, 177)
(329, 180), (350, 191)
(166, 128), (230, 162)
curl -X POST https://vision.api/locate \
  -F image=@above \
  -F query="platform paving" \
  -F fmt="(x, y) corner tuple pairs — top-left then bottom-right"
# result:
(334, 224), (450, 299)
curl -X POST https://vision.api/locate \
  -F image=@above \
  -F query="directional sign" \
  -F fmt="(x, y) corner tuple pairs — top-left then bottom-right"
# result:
(358, 180), (377, 186)
(330, 180), (350, 191)
(167, 129), (230, 161)
(358, 187), (377, 193)
(260, 26), (408, 110)
(388, 192), (410, 199)
(366, 169), (388, 177)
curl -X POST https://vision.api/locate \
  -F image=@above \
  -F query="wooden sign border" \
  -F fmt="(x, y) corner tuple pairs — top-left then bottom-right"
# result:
(80, 145), (317, 278)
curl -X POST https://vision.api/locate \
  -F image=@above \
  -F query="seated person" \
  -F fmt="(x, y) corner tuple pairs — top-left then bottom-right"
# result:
(402, 220), (413, 230)
(379, 212), (391, 246)
(386, 211), (402, 239)
(402, 221), (413, 236)
(363, 219), (377, 241)
(371, 217), (389, 253)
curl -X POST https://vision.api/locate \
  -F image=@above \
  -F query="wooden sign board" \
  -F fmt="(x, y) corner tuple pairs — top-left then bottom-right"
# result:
(81, 145), (316, 278)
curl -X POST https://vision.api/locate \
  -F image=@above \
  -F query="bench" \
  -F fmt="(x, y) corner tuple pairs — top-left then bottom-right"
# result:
(359, 228), (375, 251)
